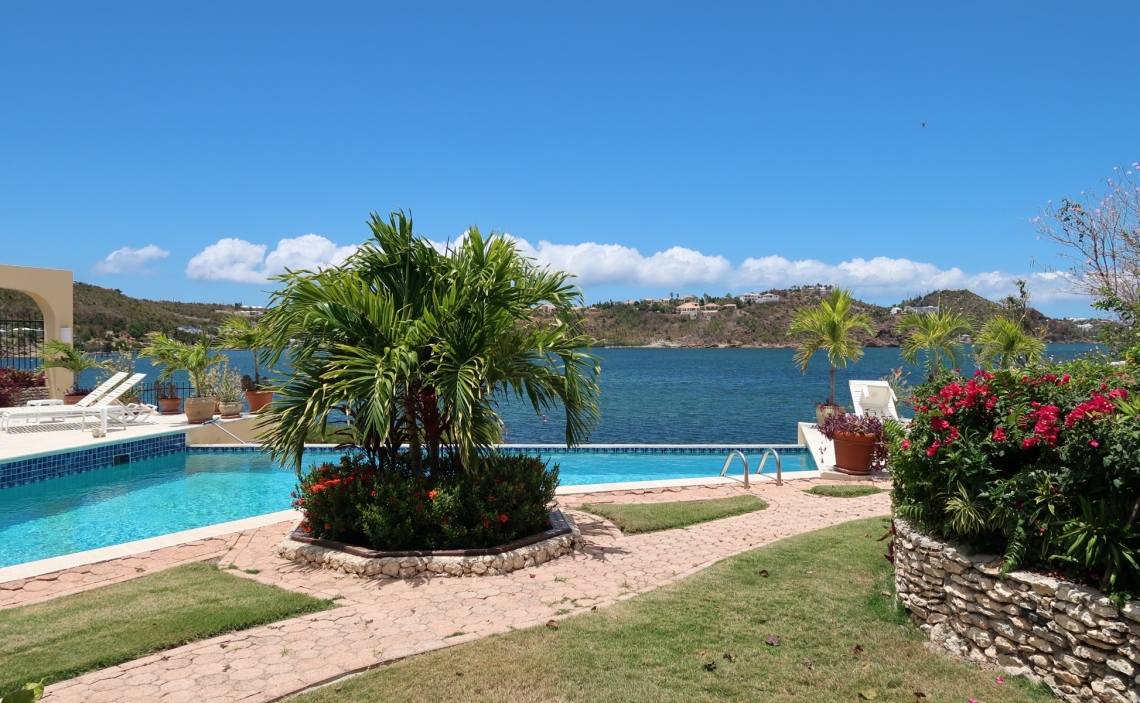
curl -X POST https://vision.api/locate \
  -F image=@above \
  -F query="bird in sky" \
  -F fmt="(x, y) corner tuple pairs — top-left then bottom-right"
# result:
(921, 122), (926, 128)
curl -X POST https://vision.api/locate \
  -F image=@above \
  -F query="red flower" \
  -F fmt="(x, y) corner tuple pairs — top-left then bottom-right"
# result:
(926, 441), (941, 457)
(992, 427), (1006, 442)
(497, 514), (509, 523)
(415, 503), (424, 511)
(901, 439), (911, 450)
(1089, 439), (1099, 447)
(370, 490), (377, 497)
(931, 416), (950, 431)
(427, 490), (439, 500)
(1022, 436), (1038, 449)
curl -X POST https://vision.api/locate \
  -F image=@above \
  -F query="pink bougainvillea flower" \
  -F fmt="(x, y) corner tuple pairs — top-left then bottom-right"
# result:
(927, 441), (941, 457)
(995, 676), (1005, 683)
(901, 439), (911, 450)
(992, 427), (1006, 442)
(1089, 439), (1099, 447)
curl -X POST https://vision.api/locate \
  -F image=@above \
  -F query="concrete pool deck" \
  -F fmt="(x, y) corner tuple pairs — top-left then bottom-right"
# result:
(2, 479), (891, 703)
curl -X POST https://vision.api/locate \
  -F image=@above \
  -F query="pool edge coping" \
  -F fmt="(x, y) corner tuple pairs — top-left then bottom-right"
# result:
(0, 509), (302, 584)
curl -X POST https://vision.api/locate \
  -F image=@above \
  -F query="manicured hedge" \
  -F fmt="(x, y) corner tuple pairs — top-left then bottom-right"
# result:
(292, 452), (558, 551)
(889, 359), (1140, 596)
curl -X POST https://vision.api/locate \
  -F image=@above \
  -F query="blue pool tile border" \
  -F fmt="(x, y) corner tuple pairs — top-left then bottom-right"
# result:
(0, 433), (186, 490)
(186, 444), (810, 456)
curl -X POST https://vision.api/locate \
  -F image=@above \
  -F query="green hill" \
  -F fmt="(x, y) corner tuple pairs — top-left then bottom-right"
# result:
(582, 288), (1100, 347)
(0, 283), (235, 351)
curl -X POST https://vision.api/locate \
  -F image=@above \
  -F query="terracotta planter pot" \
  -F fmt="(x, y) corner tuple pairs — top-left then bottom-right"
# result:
(245, 389), (273, 413)
(64, 393), (88, 405)
(815, 403), (844, 425)
(832, 431), (878, 475)
(184, 396), (216, 424)
(157, 397), (182, 414)
(218, 401), (243, 419)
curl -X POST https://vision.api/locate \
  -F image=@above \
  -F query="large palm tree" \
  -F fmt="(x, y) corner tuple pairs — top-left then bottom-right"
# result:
(897, 309), (974, 380)
(258, 209), (602, 475)
(974, 316), (1046, 369)
(788, 288), (875, 406)
(215, 315), (266, 386)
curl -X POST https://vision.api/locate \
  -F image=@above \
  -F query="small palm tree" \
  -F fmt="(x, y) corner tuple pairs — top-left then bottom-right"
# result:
(258, 209), (602, 475)
(215, 316), (266, 386)
(139, 334), (225, 397)
(788, 288), (875, 407)
(897, 309), (974, 380)
(40, 339), (108, 395)
(974, 316), (1046, 369)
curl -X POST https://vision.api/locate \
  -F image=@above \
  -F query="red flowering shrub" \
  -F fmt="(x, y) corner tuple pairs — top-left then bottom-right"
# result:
(890, 359), (1140, 595)
(292, 452), (558, 551)
(0, 368), (45, 408)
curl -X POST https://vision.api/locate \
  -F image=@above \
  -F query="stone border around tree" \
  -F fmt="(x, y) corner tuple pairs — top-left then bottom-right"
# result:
(277, 509), (582, 579)
(893, 518), (1140, 703)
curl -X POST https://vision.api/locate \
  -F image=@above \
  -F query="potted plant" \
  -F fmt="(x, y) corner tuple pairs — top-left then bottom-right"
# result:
(153, 380), (182, 414)
(39, 339), (107, 403)
(216, 316), (274, 412)
(139, 334), (224, 424)
(208, 363), (245, 418)
(819, 413), (888, 475)
(788, 288), (875, 424)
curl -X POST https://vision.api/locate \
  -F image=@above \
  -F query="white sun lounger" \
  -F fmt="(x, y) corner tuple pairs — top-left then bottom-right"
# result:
(0, 372), (130, 429)
(849, 380), (899, 420)
(79, 373), (156, 433)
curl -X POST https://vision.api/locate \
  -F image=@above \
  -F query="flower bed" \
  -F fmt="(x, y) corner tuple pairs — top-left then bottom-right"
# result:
(889, 360), (1140, 595)
(894, 519), (1139, 702)
(291, 452), (560, 552)
(278, 509), (581, 578)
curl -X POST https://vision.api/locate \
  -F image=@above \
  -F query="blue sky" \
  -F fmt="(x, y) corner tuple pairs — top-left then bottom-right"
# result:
(1, 2), (1137, 316)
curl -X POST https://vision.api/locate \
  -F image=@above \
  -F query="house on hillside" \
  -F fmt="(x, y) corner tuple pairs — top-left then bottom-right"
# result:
(177, 325), (202, 335)
(677, 302), (701, 317)
(903, 305), (939, 315)
(721, 303), (737, 311)
(741, 292), (780, 304)
(702, 303), (721, 313)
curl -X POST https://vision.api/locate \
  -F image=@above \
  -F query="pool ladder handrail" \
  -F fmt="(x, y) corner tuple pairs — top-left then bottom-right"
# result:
(203, 418), (252, 445)
(719, 448), (782, 487)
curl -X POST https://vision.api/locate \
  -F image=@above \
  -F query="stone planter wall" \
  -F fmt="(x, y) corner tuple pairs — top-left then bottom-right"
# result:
(278, 511), (582, 579)
(894, 519), (1140, 703)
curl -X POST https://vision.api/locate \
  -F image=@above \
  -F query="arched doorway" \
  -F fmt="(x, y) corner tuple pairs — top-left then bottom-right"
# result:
(0, 264), (74, 399)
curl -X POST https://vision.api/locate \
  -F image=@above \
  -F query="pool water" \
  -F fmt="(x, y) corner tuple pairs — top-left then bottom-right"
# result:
(0, 447), (813, 568)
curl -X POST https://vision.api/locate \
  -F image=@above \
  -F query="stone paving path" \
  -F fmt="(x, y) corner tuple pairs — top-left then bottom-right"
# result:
(15, 480), (891, 703)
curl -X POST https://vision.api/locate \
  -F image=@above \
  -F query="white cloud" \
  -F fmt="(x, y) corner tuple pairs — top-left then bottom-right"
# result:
(513, 239), (732, 287)
(91, 244), (170, 275)
(185, 234), (358, 283)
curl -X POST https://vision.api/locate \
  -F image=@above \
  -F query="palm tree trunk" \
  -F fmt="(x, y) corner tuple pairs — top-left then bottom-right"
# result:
(404, 393), (422, 476)
(829, 364), (836, 406)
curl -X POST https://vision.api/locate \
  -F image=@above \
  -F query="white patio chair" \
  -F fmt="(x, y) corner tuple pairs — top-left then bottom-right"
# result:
(0, 372), (130, 430)
(849, 380), (899, 420)
(80, 373), (149, 433)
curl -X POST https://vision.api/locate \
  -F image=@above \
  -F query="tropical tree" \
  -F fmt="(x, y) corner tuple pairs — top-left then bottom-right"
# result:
(215, 315), (266, 386)
(973, 316), (1046, 369)
(897, 309), (974, 380)
(139, 334), (225, 397)
(258, 209), (602, 476)
(40, 339), (108, 394)
(788, 287), (875, 406)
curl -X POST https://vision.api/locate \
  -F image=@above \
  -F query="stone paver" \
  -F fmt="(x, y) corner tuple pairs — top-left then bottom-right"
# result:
(9, 480), (891, 703)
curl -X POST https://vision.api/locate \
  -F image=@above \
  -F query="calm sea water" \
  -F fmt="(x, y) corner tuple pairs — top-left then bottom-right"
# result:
(85, 344), (1099, 445)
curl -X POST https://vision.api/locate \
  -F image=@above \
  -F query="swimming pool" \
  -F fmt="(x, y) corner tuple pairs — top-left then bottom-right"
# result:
(0, 445), (814, 568)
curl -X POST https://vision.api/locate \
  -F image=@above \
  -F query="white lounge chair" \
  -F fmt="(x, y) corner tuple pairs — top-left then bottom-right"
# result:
(79, 373), (156, 433)
(0, 372), (129, 430)
(849, 380), (899, 420)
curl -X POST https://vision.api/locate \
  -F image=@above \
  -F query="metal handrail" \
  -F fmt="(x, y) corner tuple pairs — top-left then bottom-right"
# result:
(756, 448), (783, 486)
(719, 450), (750, 488)
(203, 418), (251, 445)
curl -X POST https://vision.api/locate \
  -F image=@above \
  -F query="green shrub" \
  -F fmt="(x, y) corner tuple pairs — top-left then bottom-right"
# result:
(292, 452), (558, 551)
(889, 358), (1140, 596)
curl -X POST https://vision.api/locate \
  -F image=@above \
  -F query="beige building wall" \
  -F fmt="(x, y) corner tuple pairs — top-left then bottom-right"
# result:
(0, 264), (74, 399)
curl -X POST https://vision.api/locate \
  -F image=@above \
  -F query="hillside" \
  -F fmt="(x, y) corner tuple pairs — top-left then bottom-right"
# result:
(580, 288), (1101, 348)
(0, 283), (1101, 352)
(0, 283), (235, 351)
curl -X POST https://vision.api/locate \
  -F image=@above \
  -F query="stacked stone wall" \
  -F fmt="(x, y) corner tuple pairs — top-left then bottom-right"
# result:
(894, 519), (1140, 703)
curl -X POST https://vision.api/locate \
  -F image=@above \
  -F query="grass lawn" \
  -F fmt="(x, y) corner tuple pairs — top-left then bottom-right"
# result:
(0, 562), (333, 696)
(805, 484), (886, 498)
(578, 495), (768, 535)
(293, 517), (1053, 703)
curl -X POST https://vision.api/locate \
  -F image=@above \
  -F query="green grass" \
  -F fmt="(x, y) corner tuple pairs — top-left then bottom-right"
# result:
(805, 484), (886, 498)
(291, 517), (1054, 703)
(0, 562), (334, 696)
(578, 495), (768, 534)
